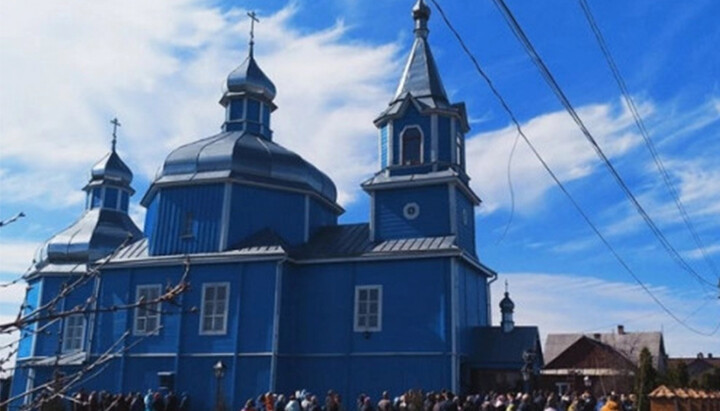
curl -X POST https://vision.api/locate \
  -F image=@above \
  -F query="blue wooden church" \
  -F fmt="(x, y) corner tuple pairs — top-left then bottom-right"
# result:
(11, 1), (541, 409)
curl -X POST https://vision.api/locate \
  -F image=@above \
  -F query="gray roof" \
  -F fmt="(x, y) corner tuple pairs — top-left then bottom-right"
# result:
(87, 150), (133, 189)
(33, 208), (143, 272)
(544, 331), (666, 369)
(108, 223), (470, 263)
(143, 131), (338, 207)
(473, 326), (543, 369)
(295, 223), (459, 260)
(224, 53), (276, 102)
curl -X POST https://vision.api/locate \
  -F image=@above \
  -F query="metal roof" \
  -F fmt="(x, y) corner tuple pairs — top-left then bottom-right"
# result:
(143, 131), (338, 207)
(544, 331), (666, 369)
(108, 224), (465, 263)
(33, 208), (143, 272)
(88, 150), (133, 187)
(294, 223), (459, 260)
(473, 326), (544, 369)
(224, 53), (276, 102)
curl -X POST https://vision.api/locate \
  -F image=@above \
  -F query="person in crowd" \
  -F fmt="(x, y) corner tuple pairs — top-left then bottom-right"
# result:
(600, 395), (619, 411)
(378, 391), (393, 411)
(287, 393), (302, 411)
(244, 398), (258, 411)
(178, 392), (190, 411)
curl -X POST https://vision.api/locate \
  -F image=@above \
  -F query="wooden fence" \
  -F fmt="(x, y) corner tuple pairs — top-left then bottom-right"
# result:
(649, 385), (720, 411)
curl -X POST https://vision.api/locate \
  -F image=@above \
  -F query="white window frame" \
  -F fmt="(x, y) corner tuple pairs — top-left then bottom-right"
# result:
(354, 285), (383, 333)
(61, 314), (86, 353)
(199, 282), (230, 336)
(134, 284), (162, 335)
(399, 125), (424, 166)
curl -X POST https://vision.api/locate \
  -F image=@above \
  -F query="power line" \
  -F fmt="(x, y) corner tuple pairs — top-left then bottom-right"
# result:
(576, 0), (720, 282)
(426, 0), (719, 335)
(491, 0), (717, 291)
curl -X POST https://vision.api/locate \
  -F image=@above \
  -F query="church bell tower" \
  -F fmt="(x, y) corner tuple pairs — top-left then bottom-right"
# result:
(363, 0), (480, 256)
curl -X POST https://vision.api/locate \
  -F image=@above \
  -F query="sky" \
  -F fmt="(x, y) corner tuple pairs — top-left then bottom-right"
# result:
(0, 0), (719, 362)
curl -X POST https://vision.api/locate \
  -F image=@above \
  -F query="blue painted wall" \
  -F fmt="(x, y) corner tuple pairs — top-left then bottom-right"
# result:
(456, 190), (476, 255)
(374, 185), (450, 241)
(308, 196), (337, 239)
(16, 279), (41, 359)
(227, 185), (306, 247)
(146, 184), (224, 255)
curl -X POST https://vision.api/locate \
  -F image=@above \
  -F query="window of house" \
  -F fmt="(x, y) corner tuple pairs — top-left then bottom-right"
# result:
(401, 127), (422, 165)
(200, 283), (229, 335)
(354, 285), (382, 332)
(62, 314), (85, 352)
(135, 285), (162, 335)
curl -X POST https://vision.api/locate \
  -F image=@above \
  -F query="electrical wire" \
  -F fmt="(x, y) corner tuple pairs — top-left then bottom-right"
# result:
(427, 0), (719, 336)
(577, 0), (720, 282)
(496, 131), (521, 244)
(491, 0), (717, 291)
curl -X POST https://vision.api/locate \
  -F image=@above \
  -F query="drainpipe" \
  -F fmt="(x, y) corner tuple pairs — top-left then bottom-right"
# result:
(269, 256), (287, 391)
(487, 272), (498, 326)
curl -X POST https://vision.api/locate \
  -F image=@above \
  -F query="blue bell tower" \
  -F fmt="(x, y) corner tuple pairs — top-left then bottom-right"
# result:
(363, 0), (480, 255)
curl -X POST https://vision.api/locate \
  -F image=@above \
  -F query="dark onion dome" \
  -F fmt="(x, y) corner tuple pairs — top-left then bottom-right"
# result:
(500, 291), (515, 312)
(224, 54), (277, 103)
(85, 150), (134, 190)
(33, 208), (142, 271)
(143, 131), (338, 207)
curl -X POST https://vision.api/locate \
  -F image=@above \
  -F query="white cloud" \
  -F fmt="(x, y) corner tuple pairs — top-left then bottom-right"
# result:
(0, 0), (400, 209)
(467, 99), (647, 214)
(491, 272), (720, 358)
(0, 240), (40, 276)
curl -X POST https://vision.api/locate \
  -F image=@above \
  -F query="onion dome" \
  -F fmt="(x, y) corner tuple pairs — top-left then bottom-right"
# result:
(33, 131), (142, 273)
(85, 150), (134, 192)
(500, 291), (515, 312)
(143, 130), (338, 207)
(223, 54), (277, 103)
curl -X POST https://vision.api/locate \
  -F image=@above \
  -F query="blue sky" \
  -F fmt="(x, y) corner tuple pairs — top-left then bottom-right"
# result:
(1, 0), (718, 358)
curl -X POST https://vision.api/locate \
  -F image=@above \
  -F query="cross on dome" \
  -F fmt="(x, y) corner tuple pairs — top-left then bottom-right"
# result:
(247, 11), (260, 57)
(110, 117), (121, 152)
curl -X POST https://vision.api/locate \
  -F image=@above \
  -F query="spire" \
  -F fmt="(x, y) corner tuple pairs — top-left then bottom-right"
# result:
(412, 0), (431, 39)
(390, 0), (448, 106)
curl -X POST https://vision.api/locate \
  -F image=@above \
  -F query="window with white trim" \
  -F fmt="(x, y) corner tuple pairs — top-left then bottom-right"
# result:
(135, 285), (162, 335)
(200, 283), (229, 335)
(62, 314), (85, 352)
(401, 127), (422, 165)
(354, 285), (382, 332)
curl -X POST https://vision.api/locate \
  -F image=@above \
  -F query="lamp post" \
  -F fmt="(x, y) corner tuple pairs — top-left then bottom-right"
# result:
(521, 349), (536, 394)
(214, 360), (226, 411)
(583, 375), (592, 395)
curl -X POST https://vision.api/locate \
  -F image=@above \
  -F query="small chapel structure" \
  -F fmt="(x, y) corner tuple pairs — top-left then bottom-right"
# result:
(11, 1), (542, 409)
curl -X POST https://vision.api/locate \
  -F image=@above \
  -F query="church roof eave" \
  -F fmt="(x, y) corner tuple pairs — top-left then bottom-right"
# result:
(361, 169), (481, 205)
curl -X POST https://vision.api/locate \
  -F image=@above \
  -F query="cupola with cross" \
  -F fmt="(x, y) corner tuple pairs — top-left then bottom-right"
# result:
(219, 11), (276, 140)
(363, 0), (480, 255)
(33, 119), (142, 270)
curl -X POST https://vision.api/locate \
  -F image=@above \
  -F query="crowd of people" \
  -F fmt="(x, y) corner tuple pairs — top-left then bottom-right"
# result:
(238, 389), (638, 411)
(42, 387), (637, 411)
(36, 389), (190, 411)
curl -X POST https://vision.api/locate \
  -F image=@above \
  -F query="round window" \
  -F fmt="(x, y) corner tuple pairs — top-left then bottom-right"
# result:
(403, 202), (420, 220)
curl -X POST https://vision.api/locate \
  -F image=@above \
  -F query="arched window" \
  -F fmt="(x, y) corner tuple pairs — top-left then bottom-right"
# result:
(401, 127), (422, 165)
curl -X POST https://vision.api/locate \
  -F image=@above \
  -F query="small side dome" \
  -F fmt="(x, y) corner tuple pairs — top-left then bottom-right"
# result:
(500, 291), (515, 311)
(225, 55), (277, 102)
(90, 151), (133, 186)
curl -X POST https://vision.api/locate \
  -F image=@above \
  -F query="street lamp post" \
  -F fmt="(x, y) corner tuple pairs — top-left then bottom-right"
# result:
(214, 360), (226, 411)
(583, 375), (592, 395)
(521, 349), (536, 394)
